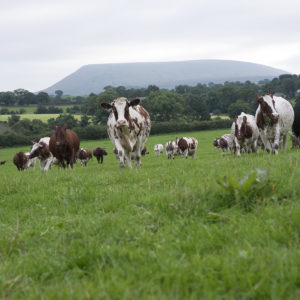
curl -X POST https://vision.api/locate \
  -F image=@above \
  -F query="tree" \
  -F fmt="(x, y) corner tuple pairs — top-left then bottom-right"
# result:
(184, 94), (210, 120)
(8, 115), (20, 127)
(228, 100), (251, 119)
(36, 92), (50, 104)
(80, 114), (90, 127)
(55, 90), (63, 98)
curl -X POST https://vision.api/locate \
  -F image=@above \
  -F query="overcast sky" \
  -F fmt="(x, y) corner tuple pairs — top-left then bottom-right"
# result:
(1, 0), (300, 92)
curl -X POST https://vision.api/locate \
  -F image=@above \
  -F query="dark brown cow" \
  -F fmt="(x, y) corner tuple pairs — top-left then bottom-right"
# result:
(49, 125), (80, 168)
(93, 147), (107, 164)
(13, 152), (28, 171)
(141, 146), (149, 156)
(77, 148), (92, 166)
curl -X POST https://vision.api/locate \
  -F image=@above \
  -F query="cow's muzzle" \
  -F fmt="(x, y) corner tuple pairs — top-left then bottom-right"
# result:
(116, 120), (128, 128)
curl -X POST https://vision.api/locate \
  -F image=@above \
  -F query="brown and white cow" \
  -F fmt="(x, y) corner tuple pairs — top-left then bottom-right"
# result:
(77, 148), (92, 166)
(28, 137), (53, 171)
(231, 113), (259, 157)
(165, 140), (177, 159)
(255, 90), (294, 154)
(177, 137), (198, 159)
(49, 125), (80, 168)
(13, 152), (28, 171)
(213, 134), (236, 156)
(93, 147), (108, 164)
(101, 97), (151, 168)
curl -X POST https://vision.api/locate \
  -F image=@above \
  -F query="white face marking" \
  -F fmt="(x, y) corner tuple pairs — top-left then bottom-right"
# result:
(262, 95), (277, 115)
(114, 98), (128, 125)
(30, 143), (40, 155)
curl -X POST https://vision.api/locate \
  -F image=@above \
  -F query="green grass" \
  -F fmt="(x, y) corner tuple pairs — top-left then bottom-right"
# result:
(1, 129), (300, 299)
(0, 113), (82, 122)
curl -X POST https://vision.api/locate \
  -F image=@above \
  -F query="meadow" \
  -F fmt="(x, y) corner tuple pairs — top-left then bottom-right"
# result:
(1, 129), (300, 299)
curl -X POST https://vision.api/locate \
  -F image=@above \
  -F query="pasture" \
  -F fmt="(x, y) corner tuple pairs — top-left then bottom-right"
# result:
(1, 129), (300, 299)
(0, 114), (82, 122)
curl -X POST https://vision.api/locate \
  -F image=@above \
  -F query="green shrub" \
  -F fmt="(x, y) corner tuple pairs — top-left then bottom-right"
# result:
(216, 169), (273, 212)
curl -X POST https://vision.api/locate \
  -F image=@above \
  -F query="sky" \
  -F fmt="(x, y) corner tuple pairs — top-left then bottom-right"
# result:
(1, 0), (300, 92)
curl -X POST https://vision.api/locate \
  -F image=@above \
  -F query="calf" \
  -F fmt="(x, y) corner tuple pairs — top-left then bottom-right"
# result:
(0, 161), (6, 165)
(25, 152), (37, 169)
(213, 134), (236, 156)
(165, 140), (177, 159)
(255, 90), (294, 154)
(141, 146), (149, 156)
(177, 137), (198, 159)
(101, 97), (151, 168)
(231, 113), (259, 157)
(13, 152), (28, 171)
(29, 137), (53, 172)
(77, 148), (92, 166)
(154, 144), (164, 156)
(93, 147), (107, 164)
(49, 125), (80, 168)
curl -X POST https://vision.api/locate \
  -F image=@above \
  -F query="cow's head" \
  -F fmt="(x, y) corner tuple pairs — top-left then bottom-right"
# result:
(29, 141), (49, 159)
(234, 115), (253, 141)
(213, 138), (220, 148)
(256, 90), (279, 123)
(54, 124), (68, 147)
(101, 97), (140, 128)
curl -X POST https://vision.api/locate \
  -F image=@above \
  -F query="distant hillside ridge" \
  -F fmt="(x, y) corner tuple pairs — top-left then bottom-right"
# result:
(42, 59), (288, 96)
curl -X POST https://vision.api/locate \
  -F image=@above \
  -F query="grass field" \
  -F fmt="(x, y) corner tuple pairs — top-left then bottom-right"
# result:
(0, 113), (82, 122)
(1, 129), (300, 299)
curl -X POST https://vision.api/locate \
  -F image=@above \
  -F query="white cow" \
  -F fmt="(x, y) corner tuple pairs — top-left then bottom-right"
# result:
(29, 137), (54, 171)
(255, 91), (294, 154)
(101, 97), (151, 168)
(231, 113), (259, 157)
(154, 144), (164, 156)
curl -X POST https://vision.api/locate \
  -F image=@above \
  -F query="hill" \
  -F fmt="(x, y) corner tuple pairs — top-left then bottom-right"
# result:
(42, 59), (288, 96)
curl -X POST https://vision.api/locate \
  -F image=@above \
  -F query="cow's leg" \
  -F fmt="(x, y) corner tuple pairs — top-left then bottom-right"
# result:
(260, 131), (271, 153)
(272, 125), (281, 155)
(282, 134), (287, 152)
(43, 158), (52, 172)
(100, 155), (103, 164)
(234, 137), (241, 157)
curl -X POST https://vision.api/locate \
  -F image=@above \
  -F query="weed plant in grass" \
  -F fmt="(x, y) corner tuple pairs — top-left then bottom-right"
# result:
(0, 129), (300, 299)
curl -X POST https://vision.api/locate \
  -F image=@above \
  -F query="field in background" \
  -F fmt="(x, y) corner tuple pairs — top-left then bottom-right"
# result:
(1, 129), (300, 299)
(0, 105), (81, 122)
(0, 113), (82, 122)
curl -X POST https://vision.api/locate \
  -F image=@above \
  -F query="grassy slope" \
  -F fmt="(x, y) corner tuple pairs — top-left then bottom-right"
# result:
(0, 129), (300, 299)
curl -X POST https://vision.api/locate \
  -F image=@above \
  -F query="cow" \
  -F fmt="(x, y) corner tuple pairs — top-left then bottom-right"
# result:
(101, 97), (151, 168)
(25, 152), (37, 169)
(13, 152), (28, 171)
(165, 140), (178, 159)
(28, 137), (54, 172)
(0, 161), (6, 165)
(255, 90), (294, 154)
(288, 132), (300, 148)
(231, 113), (259, 157)
(49, 125), (80, 168)
(177, 137), (198, 159)
(154, 144), (164, 156)
(77, 148), (92, 166)
(93, 147), (108, 164)
(289, 103), (300, 148)
(213, 134), (236, 156)
(141, 146), (149, 156)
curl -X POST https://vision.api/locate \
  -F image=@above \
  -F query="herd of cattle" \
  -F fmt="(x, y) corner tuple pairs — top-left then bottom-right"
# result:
(7, 91), (300, 171)
(214, 90), (300, 156)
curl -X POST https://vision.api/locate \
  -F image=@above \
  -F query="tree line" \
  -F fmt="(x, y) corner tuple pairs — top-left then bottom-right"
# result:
(1, 74), (300, 147)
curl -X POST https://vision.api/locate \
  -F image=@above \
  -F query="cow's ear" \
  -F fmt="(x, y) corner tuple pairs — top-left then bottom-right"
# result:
(101, 102), (112, 110)
(256, 94), (263, 103)
(268, 90), (274, 98)
(243, 116), (247, 123)
(129, 98), (140, 107)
